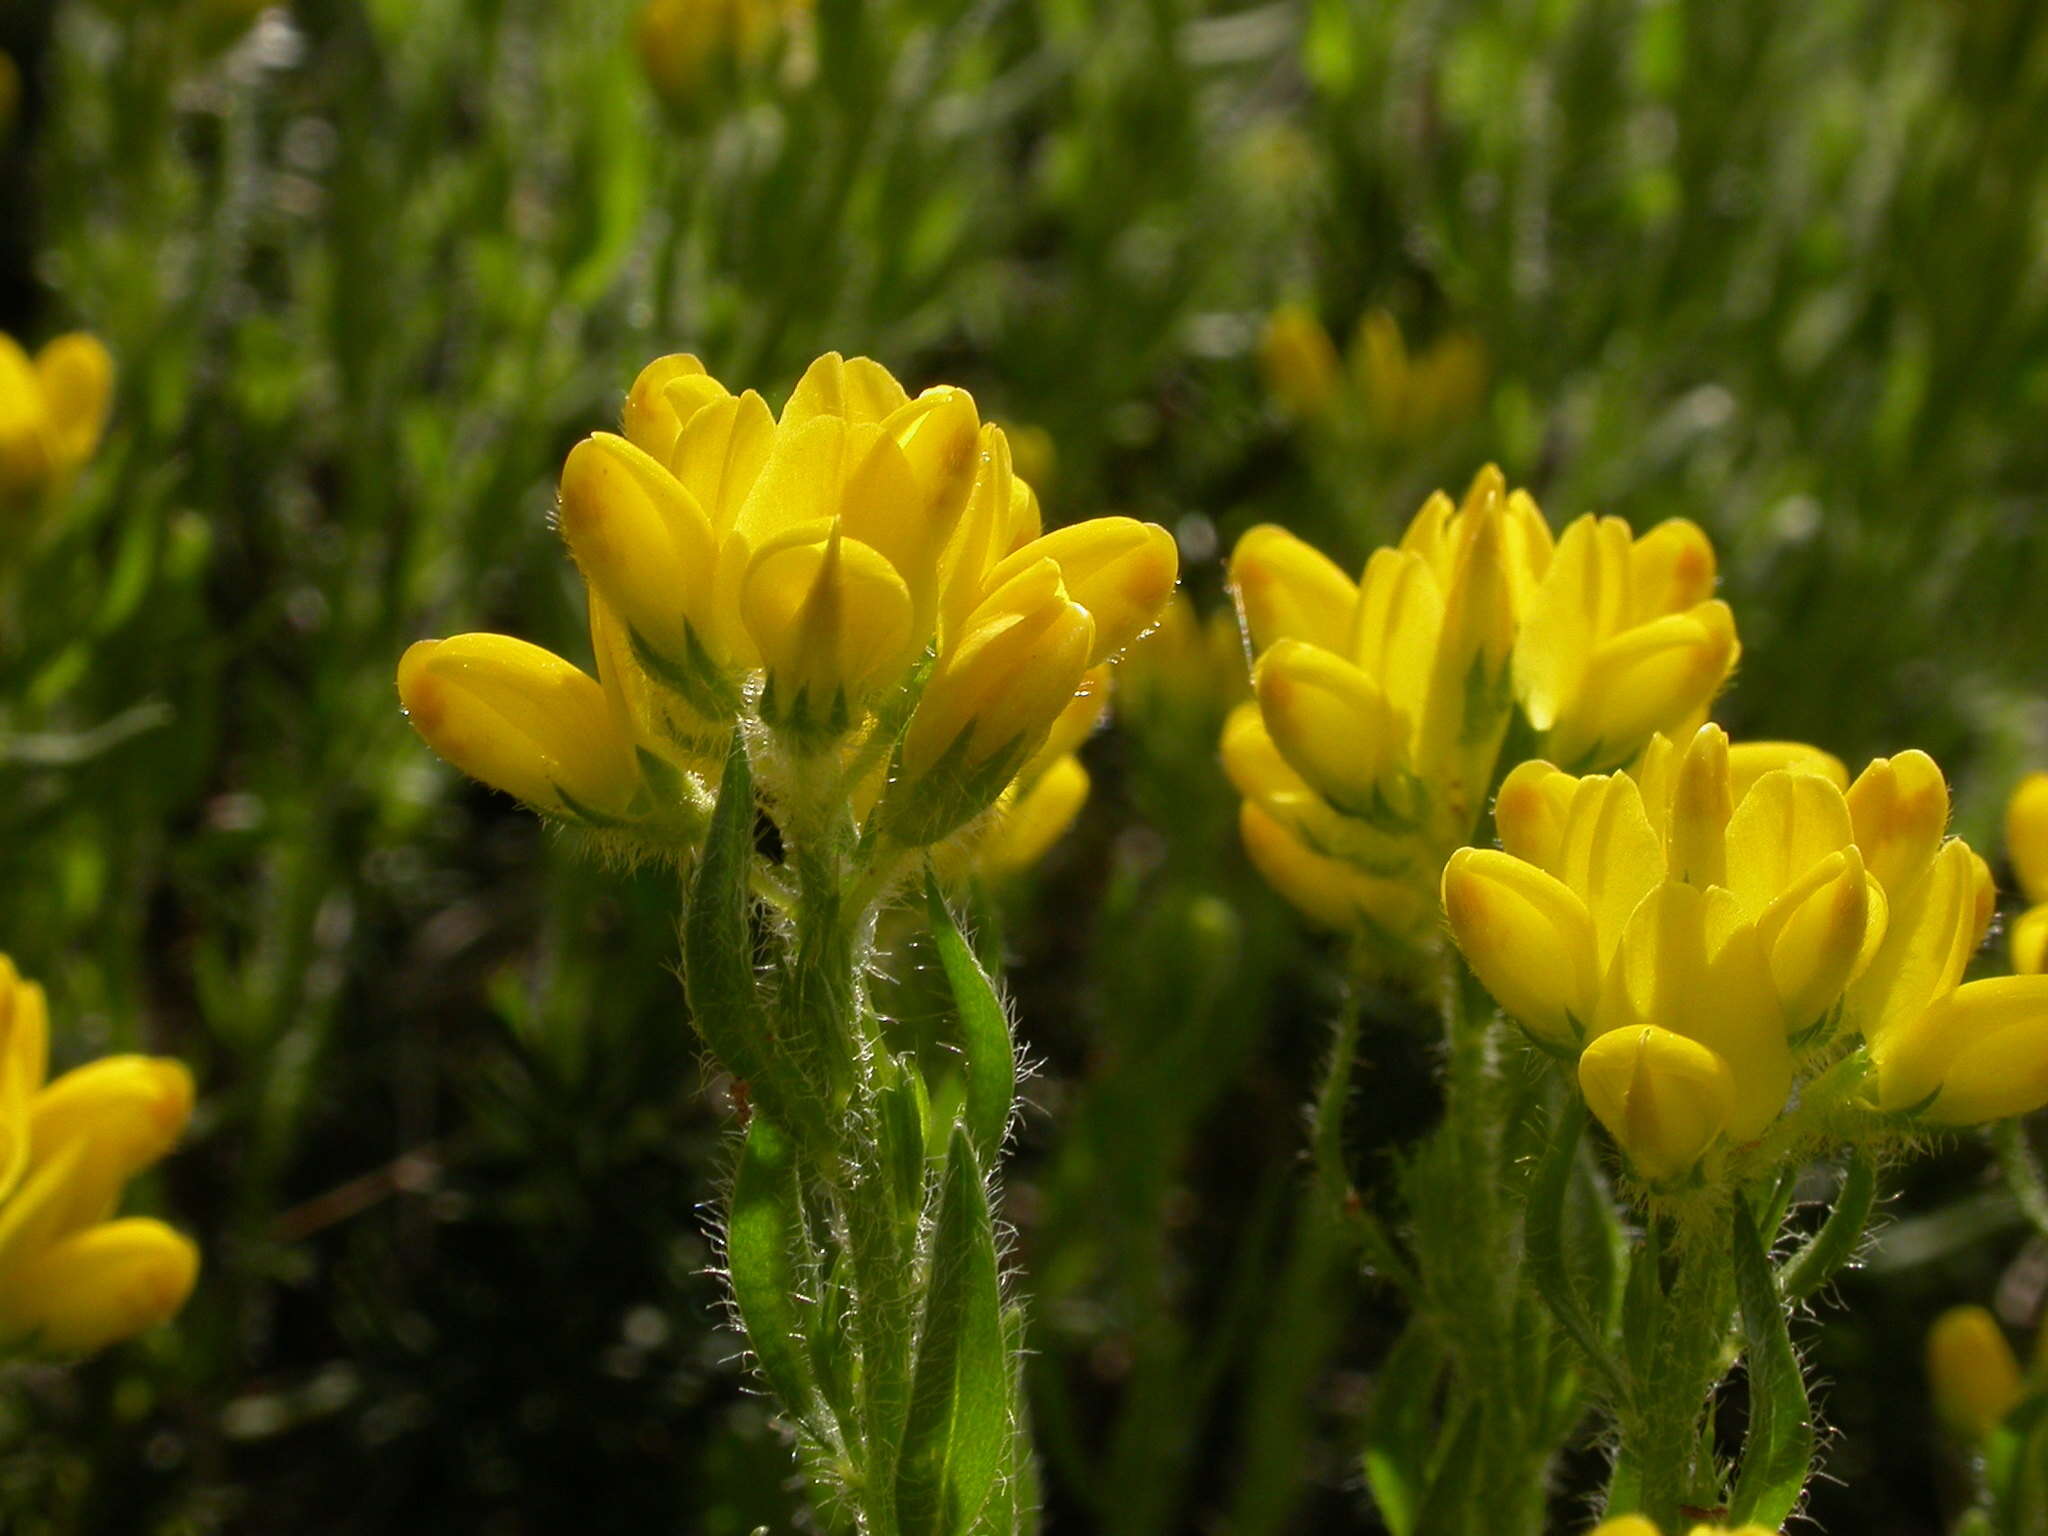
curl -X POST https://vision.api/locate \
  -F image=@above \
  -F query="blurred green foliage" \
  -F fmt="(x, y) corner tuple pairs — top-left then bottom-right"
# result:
(0, 0), (2045, 1530)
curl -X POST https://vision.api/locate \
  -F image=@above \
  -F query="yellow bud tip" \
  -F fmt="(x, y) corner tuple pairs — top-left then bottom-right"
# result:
(1928, 1304), (2023, 1441)
(2009, 771), (2048, 905)
(0, 1219), (199, 1355)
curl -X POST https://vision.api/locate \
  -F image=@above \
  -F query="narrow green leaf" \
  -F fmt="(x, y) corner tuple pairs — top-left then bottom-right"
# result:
(729, 1115), (829, 1441)
(1778, 1152), (1877, 1305)
(1727, 1195), (1816, 1525)
(895, 1125), (1011, 1536)
(1360, 1319), (1445, 1536)
(926, 869), (1015, 1161)
(1409, 1397), (1483, 1536)
(1524, 1092), (1628, 1401)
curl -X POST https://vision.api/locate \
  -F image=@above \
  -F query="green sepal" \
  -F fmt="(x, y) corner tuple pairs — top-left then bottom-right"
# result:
(886, 727), (1032, 850)
(895, 1125), (1010, 1536)
(728, 1114), (832, 1443)
(629, 614), (742, 722)
(1360, 1319), (1446, 1536)
(926, 867), (1016, 1161)
(879, 1051), (934, 1225)
(1726, 1194), (1816, 1526)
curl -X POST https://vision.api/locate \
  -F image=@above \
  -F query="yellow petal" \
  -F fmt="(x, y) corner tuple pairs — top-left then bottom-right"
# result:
(556, 432), (723, 669)
(781, 352), (911, 429)
(1625, 517), (1716, 623)
(1927, 1305), (2023, 1441)
(2008, 772), (2048, 907)
(1848, 838), (1983, 1052)
(0, 334), (54, 498)
(1543, 601), (1739, 770)
(2012, 903), (2048, 976)
(1665, 723), (1732, 890)
(1229, 524), (1357, 656)
(1414, 485), (1517, 837)
(31, 1057), (193, 1181)
(741, 521), (918, 727)
(1513, 513), (1632, 734)
(1578, 1025), (1735, 1182)
(1553, 772), (1665, 962)
(1846, 749), (1951, 899)
(0, 962), (49, 1202)
(1891, 976), (2048, 1124)
(33, 333), (114, 473)
(1349, 547), (1444, 734)
(1253, 640), (1404, 822)
(0, 1217), (199, 1355)
(1723, 766), (1857, 922)
(980, 756), (1090, 876)
(1727, 740), (1849, 799)
(1442, 848), (1599, 1047)
(935, 424), (1023, 648)
(1493, 759), (1578, 874)
(1755, 847), (1872, 1035)
(398, 635), (642, 817)
(620, 353), (712, 463)
(1597, 882), (1790, 1139)
(666, 388), (775, 535)
(993, 518), (1179, 665)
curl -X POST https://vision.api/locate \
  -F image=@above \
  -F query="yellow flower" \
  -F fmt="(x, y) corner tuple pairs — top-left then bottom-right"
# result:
(977, 756), (1091, 877)
(1, 332), (115, 529)
(1927, 1305), (2023, 1440)
(0, 958), (198, 1356)
(634, 0), (798, 114)
(405, 353), (1174, 852)
(1257, 304), (1342, 421)
(1351, 308), (1488, 441)
(2008, 771), (2048, 974)
(398, 635), (645, 822)
(1122, 592), (1247, 722)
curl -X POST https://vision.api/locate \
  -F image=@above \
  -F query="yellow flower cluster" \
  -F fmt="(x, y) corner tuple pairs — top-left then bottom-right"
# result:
(0, 957), (198, 1356)
(1224, 469), (1738, 954)
(634, 0), (806, 114)
(1926, 1303), (2037, 1442)
(400, 353), (1177, 862)
(2007, 772), (2048, 974)
(1257, 303), (1487, 441)
(1, 331), (115, 537)
(1446, 727), (2048, 1181)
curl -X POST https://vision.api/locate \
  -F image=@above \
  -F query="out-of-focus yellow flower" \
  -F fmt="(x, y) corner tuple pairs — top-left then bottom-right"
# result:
(1258, 305), (1342, 420)
(1351, 308), (1489, 442)
(1, 332), (115, 532)
(398, 635), (645, 822)
(635, 0), (802, 114)
(0, 957), (198, 1356)
(1122, 592), (1248, 723)
(0, 51), (20, 147)
(405, 352), (1174, 852)
(2008, 772), (2048, 974)
(977, 756), (1091, 876)
(1230, 471), (1739, 969)
(1927, 1305), (2023, 1440)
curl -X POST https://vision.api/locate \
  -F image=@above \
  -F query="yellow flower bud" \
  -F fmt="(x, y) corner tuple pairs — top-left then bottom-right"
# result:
(1874, 976), (2048, 1123)
(2013, 903), (2048, 976)
(1253, 639), (1405, 823)
(1588, 1520), (1663, 1536)
(1665, 722), (1733, 889)
(0, 1216), (198, 1355)
(1229, 524), (1357, 656)
(1544, 602), (1739, 772)
(1753, 847), (1877, 1036)
(2008, 772), (2048, 907)
(1414, 473), (1520, 836)
(621, 353), (728, 466)
(1442, 848), (1599, 1048)
(1258, 304), (1342, 419)
(988, 517), (1179, 666)
(741, 519), (918, 734)
(980, 756), (1090, 876)
(1927, 1305), (2023, 1440)
(1846, 749), (1951, 899)
(1240, 803), (1432, 940)
(398, 635), (643, 820)
(1578, 1025), (1737, 1182)
(0, 960), (49, 1200)
(556, 432), (727, 686)
(1493, 759), (1579, 871)
(893, 562), (1094, 844)
(635, 0), (783, 114)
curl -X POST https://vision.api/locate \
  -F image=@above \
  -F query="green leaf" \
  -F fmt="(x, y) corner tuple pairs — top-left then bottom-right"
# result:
(895, 1125), (1011, 1536)
(926, 869), (1015, 1161)
(1524, 1093), (1628, 1401)
(1777, 1152), (1877, 1306)
(1360, 1319), (1445, 1536)
(729, 1115), (830, 1442)
(1727, 1195), (1816, 1525)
